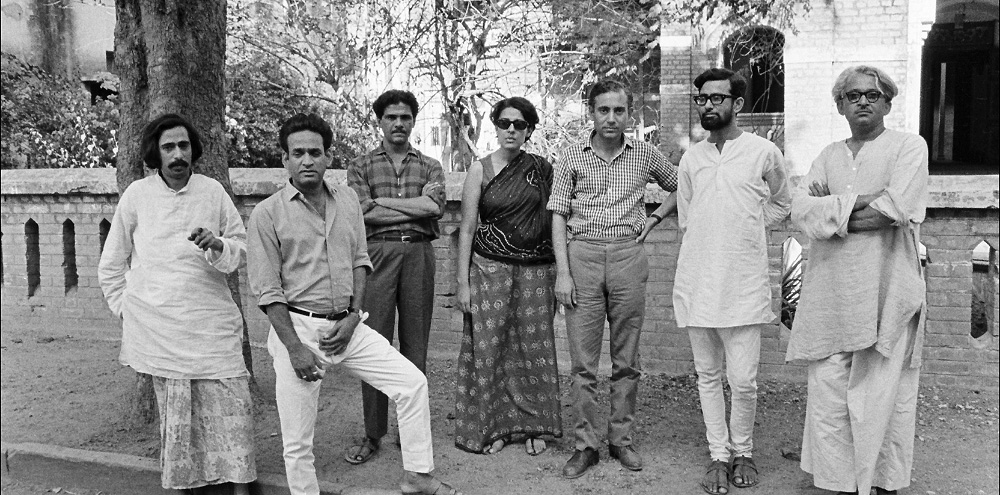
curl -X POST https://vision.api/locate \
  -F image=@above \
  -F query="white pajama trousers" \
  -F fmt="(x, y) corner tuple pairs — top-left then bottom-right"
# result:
(687, 324), (762, 461)
(267, 312), (434, 495)
(801, 317), (919, 494)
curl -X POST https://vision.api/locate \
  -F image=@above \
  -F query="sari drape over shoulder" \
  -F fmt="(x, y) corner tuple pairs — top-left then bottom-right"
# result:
(472, 152), (554, 264)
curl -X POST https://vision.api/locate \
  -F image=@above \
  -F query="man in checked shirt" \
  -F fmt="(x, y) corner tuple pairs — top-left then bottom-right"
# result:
(548, 80), (678, 479)
(346, 89), (446, 465)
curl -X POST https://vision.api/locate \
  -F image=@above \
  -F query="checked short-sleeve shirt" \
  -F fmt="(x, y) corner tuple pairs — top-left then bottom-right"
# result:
(347, 143), (445, 239)
(547, 134), (677, 238)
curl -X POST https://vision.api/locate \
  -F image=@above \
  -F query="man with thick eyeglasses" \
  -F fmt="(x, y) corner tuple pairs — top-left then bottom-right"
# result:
(662, 68), (790, 495)
(345, 90), (446, 467)
(788, 66), (928, 495)
(549, 80), (678, 479)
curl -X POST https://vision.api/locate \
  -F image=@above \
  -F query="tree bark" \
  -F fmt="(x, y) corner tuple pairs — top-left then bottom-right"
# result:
(115, 0), (255, 426)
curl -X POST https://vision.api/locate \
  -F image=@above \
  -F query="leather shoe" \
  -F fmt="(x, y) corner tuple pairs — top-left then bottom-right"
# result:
(562, 448), (599, 479)
(609, 444), (643, 471)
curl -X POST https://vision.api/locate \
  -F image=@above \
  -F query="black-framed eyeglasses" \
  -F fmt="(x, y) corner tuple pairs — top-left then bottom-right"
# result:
(692, 93), (735, 106)
(495, 118), (529, 131)
(843, 90), (883, 103)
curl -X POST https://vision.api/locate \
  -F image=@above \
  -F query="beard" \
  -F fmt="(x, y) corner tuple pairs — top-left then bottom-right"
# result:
(700, 111), (732, 131)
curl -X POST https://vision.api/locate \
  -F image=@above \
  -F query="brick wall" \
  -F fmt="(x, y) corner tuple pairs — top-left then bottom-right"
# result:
(2, 169), (997, 388)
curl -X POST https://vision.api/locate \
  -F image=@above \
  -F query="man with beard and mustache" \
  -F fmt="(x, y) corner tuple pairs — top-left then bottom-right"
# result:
(99, 114), (257, 494)
(346, 90), (446, 466)
(669, 68), (790, 495)
(788, 66), (927, 495)
(548, 80), (678, 479)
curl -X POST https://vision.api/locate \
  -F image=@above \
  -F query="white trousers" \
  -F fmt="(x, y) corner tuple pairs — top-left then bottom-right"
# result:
(687, 324), (762, 461)
(267, 313), (434, 495)
(801, 318), (919, 494)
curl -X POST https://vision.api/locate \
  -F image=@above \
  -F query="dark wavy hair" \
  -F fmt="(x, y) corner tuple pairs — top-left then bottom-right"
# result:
(693, 68), (748, 99)
(587, 80), (633, 109)
(278, 113), (333, 152)
(141, 114), (202, 169)
(490, 97), (540, 129)
(372, 90), (419, 119)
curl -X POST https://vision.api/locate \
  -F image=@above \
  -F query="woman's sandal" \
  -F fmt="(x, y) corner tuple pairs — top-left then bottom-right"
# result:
(729, 455), (759, 488)
(482, 438), (505, 455)
(524, 437), (547, 456)
(701, 460), (731, 494)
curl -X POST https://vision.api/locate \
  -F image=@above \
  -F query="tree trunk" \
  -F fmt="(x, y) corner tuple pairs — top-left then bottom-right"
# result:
(115, 0), (255, 426)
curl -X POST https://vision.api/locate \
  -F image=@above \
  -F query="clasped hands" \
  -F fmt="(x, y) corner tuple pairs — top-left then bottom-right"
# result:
(288, 312), (362, 382)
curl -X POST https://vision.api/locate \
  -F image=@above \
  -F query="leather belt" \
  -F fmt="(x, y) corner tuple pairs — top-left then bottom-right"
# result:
(288, 306), (349, 321)
(368, 233), (429, 243)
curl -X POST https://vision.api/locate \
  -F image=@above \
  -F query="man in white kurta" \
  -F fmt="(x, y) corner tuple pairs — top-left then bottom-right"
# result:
(667, 68), (789, 494)
(788, 66), (927, 495)
(99, 114), (256, 493)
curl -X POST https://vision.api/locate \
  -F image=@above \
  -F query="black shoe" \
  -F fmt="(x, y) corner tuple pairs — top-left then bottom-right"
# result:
(562, 448), (599, 479)
(608, 444), (643, 471)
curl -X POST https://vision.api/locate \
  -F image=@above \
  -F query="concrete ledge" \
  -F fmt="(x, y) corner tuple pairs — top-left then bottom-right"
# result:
(3, 168), (997, 208)
(0, 442), (383, 495)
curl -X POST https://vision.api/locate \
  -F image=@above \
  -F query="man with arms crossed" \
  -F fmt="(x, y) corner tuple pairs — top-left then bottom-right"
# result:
(99, 114), (256, 494)
(548, 80), (678, 479)
(346, 90), (446, 465)
(669, 68), (789, 494)
(248, 114), (460, 495)
(788, 66), (927, 495)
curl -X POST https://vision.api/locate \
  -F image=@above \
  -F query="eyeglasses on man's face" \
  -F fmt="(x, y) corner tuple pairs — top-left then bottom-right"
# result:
(692, 93), (735, 106)
(843, 90), (883, 104)
(495, 118), (529, 131)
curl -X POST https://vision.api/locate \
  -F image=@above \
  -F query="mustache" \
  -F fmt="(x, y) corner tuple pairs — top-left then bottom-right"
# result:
(166, 159), (190, 168)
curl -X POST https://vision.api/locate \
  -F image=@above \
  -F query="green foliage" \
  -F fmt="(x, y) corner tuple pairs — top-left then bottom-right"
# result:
(1, 52), (118, 169)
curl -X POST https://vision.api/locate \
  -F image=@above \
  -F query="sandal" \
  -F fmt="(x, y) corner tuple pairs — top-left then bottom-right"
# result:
(729, 455), (759, 488)
(401, 478), (463, 495)
(525, 437), (547, 456)
(482, 438), (505, 455)
(701, 460), (731, 494)
(344, 436), (380, 465)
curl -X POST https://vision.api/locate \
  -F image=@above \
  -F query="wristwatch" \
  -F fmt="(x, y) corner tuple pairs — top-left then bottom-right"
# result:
(649, 213), (663, 222)
(348, 306), (361, 315)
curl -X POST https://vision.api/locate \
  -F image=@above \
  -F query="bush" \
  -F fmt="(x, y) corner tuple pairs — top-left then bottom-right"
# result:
(1, 52), (119, 169)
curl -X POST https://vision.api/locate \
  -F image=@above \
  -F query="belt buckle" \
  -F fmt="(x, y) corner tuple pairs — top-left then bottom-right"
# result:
(399, 235), (413, 243)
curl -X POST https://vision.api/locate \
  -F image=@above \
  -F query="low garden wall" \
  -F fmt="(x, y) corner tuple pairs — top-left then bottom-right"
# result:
(2, 169), (997, 388)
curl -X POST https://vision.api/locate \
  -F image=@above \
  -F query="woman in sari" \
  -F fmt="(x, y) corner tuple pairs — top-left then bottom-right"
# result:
(454, 97), (562, 456)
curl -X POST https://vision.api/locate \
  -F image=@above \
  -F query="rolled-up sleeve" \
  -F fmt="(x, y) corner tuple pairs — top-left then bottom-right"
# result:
(791, 149), (857, 240)
(347, 157), (376, 214)
(247, 206), (286, 311)
(205, 193), (247, 274)
(426, 157), (447, 218)
(650, 147), (678, 192)
(98, 186), (137, 318)
(547, 160), (574, 216)
(869, 134), (928, 227)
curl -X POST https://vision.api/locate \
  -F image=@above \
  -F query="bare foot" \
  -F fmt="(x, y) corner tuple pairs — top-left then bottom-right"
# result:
(482, 438), (505, 455)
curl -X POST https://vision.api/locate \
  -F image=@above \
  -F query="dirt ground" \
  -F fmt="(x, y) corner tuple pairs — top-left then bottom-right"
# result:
(2, 325), (998, 495)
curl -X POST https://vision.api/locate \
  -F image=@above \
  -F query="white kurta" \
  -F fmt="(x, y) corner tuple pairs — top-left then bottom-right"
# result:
(99, 173), (248, 380)
(673, 132), (790, 328)
(788, 129), (928, 494)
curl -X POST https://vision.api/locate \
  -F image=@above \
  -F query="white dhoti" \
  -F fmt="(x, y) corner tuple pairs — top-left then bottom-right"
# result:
(801, 316), (919, 493)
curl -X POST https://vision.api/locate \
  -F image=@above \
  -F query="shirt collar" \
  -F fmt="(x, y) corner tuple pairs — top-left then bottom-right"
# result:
(374, 142), (420, 159)
(281, 179), (335, 202)
(582, 130), (635, 152)
(155, 170), (193, 193)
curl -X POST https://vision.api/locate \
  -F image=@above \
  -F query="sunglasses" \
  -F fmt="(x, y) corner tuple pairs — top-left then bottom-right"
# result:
(495, 118), (530, 131)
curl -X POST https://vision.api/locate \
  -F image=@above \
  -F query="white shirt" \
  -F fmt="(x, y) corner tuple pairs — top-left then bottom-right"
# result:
(673, 132), (790, 328)
(98, 173), (248, 379)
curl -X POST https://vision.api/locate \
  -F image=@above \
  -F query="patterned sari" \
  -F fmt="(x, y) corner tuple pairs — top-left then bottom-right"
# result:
(455, 152), (562, 453)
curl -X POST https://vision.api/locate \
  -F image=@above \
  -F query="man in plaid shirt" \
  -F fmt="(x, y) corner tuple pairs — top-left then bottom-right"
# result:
(548, 80), (678, 479)
(346, 90), (446, 466)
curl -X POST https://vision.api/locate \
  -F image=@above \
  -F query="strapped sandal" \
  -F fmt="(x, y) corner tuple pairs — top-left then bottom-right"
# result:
(525, 437), (547, 456)
(401, 478), (463, 495)
(729, 455), (759, 488)
(344, 436), (380, 465)
(701, 460), (731, 494)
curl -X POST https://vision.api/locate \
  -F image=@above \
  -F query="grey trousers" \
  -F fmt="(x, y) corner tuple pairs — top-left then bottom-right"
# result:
(361, 239), (436, 441)
(565, 238), (648, 451)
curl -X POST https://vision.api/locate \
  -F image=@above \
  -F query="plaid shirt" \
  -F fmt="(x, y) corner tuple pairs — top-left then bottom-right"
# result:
(547, 134), (677, 238)
(347, 144), (446, 238)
